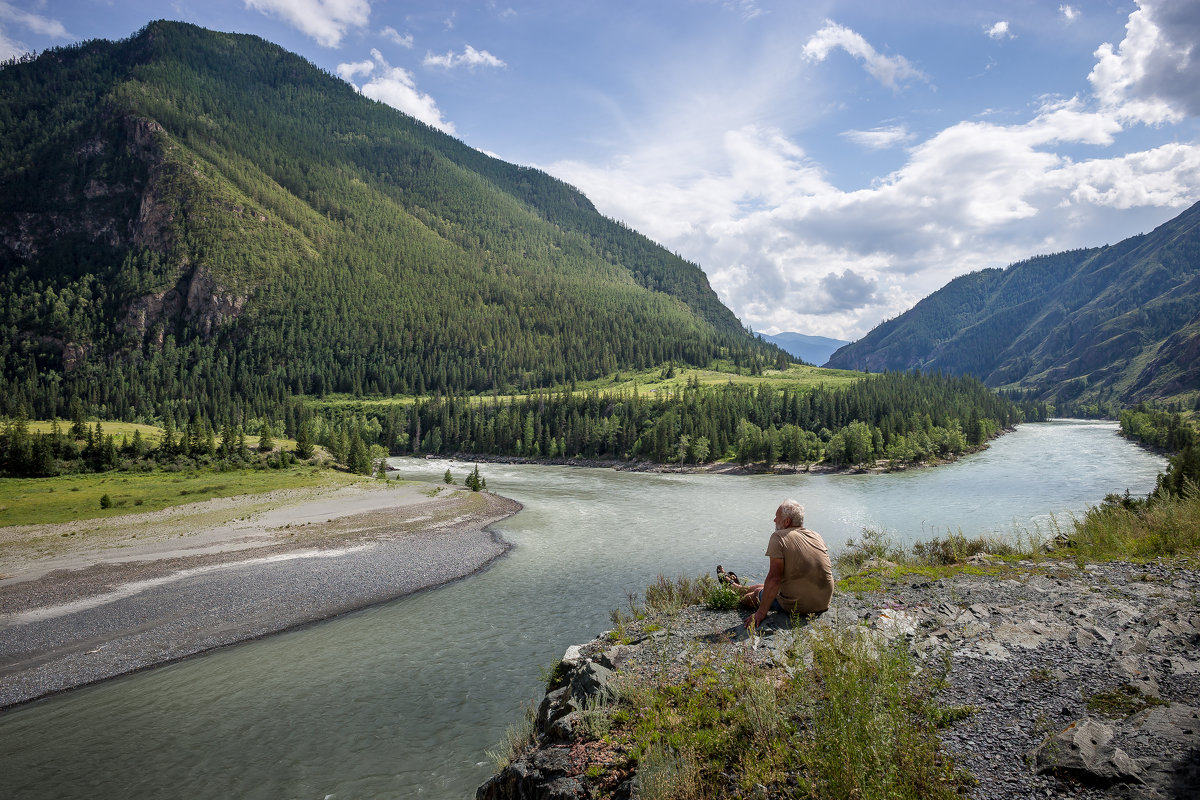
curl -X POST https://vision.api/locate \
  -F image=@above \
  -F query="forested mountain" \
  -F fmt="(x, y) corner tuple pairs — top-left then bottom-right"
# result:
(0, 21), (784, 426)
(760, 332), (850, 367)
(826, 202), (1200, 405)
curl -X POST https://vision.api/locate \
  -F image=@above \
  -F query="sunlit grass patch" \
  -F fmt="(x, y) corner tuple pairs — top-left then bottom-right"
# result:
(0, 466), (360, 526)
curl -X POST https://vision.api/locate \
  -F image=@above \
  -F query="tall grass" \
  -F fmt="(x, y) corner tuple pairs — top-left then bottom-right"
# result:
(792, 626), (967, 799)
(642, 573), (719, 613)
(835, 527), (1022, 573)
(600, 623), (967, 799)
(1068, 481), (1200, 560)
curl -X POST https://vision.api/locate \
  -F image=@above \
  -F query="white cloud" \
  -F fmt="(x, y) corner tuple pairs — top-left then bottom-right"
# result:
(0, 26), (24, 60)
(724, 1), (765, 20)
(1089, 0), (1200, 124)
(541, 3), (1200, 339)
(841, 125), (914, 150)
(381, 26), (413, 48)
(1060, 5), (1080, 22)
(985, 20), (1011, 40)
(244, 0), (370, 48)
(0, 1), (71, 39)
(802, 20), (926, 90)
(423, 44), (506, 69)
(335, 57), (374, 81)
(337, 49), (455, 133)
(550, 91), (1199, 338)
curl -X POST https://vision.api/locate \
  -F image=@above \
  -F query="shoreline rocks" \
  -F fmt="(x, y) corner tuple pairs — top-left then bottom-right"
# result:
(479, 558), (1200, 799)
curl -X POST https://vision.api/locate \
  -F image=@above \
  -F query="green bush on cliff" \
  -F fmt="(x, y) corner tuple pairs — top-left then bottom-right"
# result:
(704, 583), (740, 611)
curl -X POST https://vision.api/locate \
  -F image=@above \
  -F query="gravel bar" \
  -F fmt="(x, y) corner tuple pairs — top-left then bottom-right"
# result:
(0, 490), (521, 709)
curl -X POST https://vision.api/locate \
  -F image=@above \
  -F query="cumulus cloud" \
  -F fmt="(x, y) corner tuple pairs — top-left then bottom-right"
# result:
(335, 57), (374, 81)
(985, 21), (1011, 39)
(244, 0), (370, 48)
(841, 125), (914, 150)
(336, 49), (455, 133)
(1089, 0), (1200, 124)
(543, 3), (1200, 339)
(551, 102), (1199, 338)
(381, 26), (413, 47)
(423, 44), (506, 69)
(1060, 5), (1079, 22)
(802, 21), (926, 90)
(0, 1), (71, 39)
(819, 270), (878, 311)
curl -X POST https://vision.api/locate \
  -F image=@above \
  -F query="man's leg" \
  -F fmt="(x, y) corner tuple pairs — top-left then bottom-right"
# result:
(738, 583), (765, 608)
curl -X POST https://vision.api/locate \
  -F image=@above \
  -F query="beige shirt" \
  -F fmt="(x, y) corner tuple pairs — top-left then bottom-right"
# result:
(765, 526), (835, 614)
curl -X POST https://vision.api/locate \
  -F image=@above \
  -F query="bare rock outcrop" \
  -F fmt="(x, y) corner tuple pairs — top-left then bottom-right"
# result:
(479, 558), (1200, 800)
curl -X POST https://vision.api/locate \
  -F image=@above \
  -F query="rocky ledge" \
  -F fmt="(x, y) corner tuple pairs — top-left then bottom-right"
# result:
(478, 558), (1199, 799)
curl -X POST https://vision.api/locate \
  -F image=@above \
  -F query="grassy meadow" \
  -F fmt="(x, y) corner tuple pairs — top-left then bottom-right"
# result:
(0, 465), (364, 527)
(26, 420), (300, 453)
(305, 362), (865, 412)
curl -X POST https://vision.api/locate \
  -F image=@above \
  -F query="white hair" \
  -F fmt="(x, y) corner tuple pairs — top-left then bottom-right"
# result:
(777, 499), (805, 528)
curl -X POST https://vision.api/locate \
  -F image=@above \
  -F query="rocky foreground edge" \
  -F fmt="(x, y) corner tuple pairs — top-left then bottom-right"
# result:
(479, 557), (1199, 800)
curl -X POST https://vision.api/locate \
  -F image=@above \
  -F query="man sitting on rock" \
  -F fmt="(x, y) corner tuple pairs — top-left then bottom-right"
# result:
(731, 499), (835, 629)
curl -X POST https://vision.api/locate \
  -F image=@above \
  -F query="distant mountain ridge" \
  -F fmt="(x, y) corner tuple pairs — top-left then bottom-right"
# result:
(759, 332), (850, 366)
(0, 21), (784, 423)
(826, 201), (1200, 405)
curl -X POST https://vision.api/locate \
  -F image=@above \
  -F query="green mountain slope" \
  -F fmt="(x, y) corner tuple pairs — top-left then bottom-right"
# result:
(826, 202), (1200, 405)
(0, 21), (781, 423)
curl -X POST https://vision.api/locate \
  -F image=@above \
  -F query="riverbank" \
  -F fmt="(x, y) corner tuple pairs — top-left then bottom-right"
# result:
(481, 557), (1200, 800)
(0, 481), (521, 709)
(432, 435), (1001, 477)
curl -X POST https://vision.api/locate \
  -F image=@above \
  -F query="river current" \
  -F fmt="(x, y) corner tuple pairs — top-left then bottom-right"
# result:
(0, 420), (1167, 798)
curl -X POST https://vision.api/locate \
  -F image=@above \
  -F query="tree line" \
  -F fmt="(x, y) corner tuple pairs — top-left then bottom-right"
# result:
(314, 372), (1036, 470)
(1, 372), (1042, 478)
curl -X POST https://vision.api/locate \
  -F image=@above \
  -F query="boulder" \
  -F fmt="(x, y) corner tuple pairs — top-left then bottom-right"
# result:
(570, 661), (616, 705)
(476, 747), (588, 800)
(537, 686), (579, 732)
(1029, 718), (1143, 785)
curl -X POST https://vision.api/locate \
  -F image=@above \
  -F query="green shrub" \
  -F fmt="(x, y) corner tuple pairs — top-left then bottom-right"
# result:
(704, 583), (740, 611)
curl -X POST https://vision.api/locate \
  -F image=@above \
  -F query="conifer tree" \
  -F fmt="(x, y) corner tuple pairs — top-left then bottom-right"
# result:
(258, 421), (275, 453)
(295, 423), (314, 459)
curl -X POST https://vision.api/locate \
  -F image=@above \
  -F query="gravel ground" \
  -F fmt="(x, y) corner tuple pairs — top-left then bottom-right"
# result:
(488, 557), (1200, 799)
(0, 489), (521, 709)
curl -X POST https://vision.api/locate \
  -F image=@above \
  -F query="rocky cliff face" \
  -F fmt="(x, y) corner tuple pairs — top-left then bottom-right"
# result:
(123, 264), (247, 345)
(3, 109), (247, 360)
(479, 558), (1200, 799)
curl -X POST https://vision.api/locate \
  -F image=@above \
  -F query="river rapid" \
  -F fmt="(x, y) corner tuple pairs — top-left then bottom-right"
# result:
(0, 420), (1167, 799)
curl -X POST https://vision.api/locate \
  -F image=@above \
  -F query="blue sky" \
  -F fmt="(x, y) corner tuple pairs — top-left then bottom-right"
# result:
(4, 1), (1199, 340)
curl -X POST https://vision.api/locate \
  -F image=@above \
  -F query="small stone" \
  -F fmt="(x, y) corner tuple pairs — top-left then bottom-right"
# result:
(561, 644), (584, 666)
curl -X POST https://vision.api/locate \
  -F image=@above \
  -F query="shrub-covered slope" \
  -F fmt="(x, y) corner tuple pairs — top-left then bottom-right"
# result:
(826, 202), (1200, 405)
(0, 21), (781, 423)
